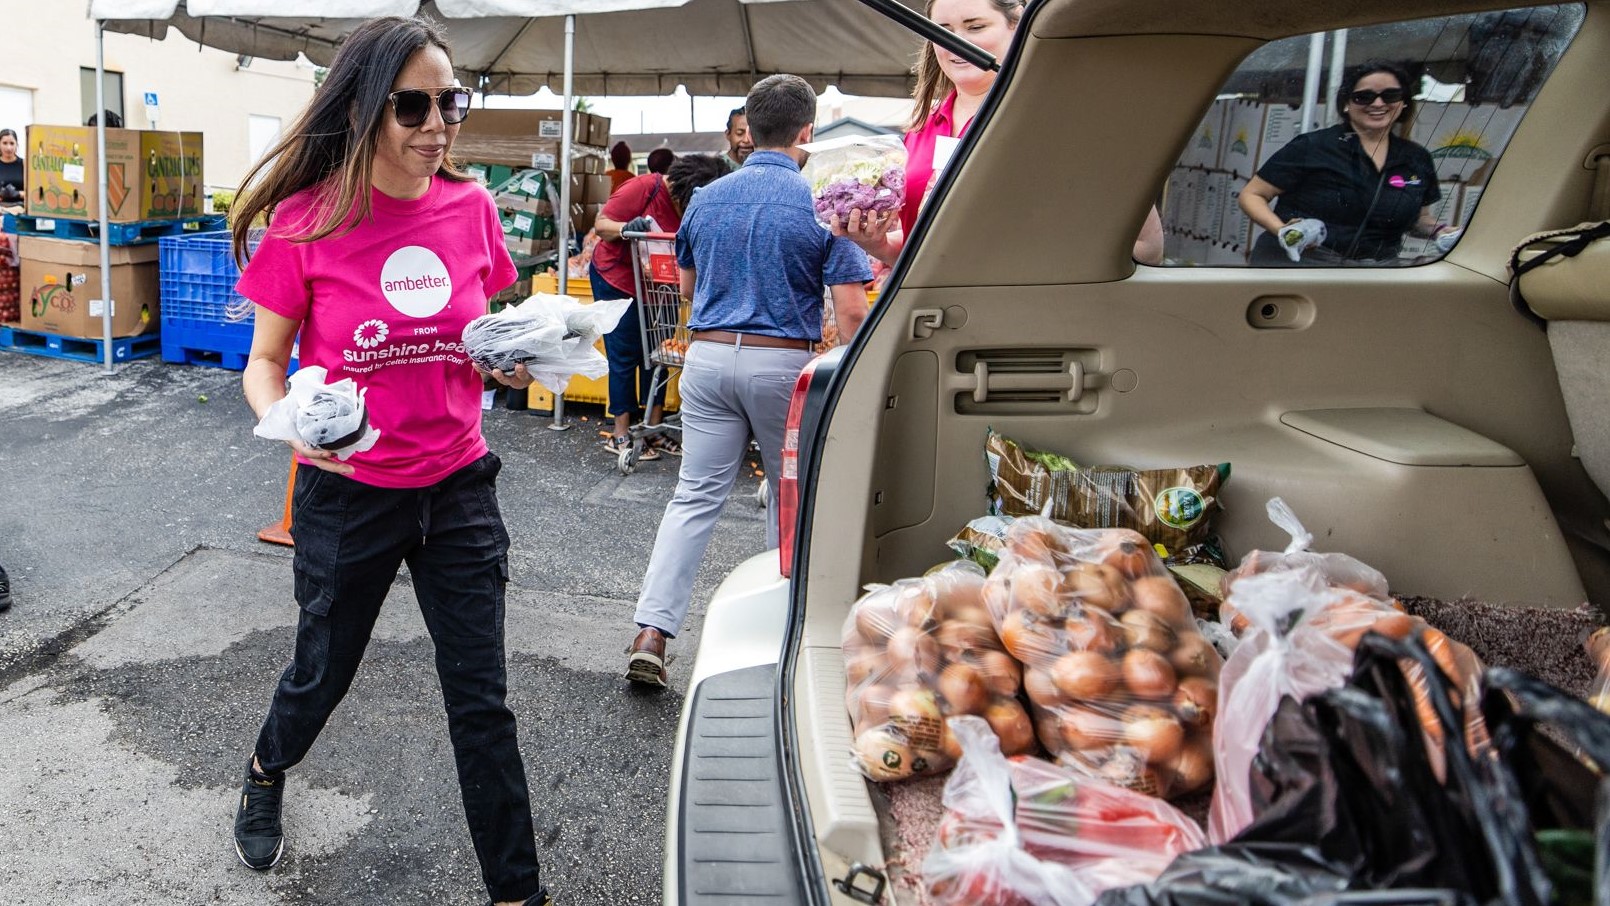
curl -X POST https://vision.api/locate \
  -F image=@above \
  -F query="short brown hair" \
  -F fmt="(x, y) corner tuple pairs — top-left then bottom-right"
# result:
(745, 74), (816, 148)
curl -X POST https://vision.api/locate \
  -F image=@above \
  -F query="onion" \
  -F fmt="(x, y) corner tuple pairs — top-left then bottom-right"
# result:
(936, 619), (999, 659)
(1023, 668), (1060, 707)
(1123, 705), (1185, 765)
(893, 584), (938, 629)
(854, 728), (915, 781)
(1051, 650), (1120, 699)
(888, 686), (942, 725)
(855, 682), (897, 729)
(1094, 750), (1164, 796)
(1172, 676), (1218, 729)
(1120, 610), (1176, 653)
(1099, 531), (1155, 579)
(1059, 703), (1127, 750)
(886, 625), (940, 677)
(1130, 576), (1192, 627)
(1066, 563), (1129, 613)
(1169, 633), (1221, 679)
(999, 609), (1061, 664)
(853, 590), (901, 643)
(1062, 607), (1123, 656)
(1012, 562), (1068, 617)
(1121, 648), (1177, 700)
(973, 649), (1023, 697)
(932, 569), (986, 619)
(844, 651), (879, 689)
(1006, 523), (1061, 561)
(938, 663), (990, 715)
(1162, 733), (1214, 793)
(984, 700), (1038, 755)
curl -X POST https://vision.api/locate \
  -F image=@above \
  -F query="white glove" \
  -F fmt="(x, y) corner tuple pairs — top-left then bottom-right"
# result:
(1434, 227), (1463, 254)
(1277, 218), (1328, 262)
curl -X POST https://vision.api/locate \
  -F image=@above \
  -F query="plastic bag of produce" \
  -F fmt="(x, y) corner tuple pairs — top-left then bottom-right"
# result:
(462, 292), (631, 394)
(1216, 498), (1487, 815)
(927, 716), (1208, 906)
(984, 429), (1229, 562)
(799, 133), (906, 230)
(1585, 627), (1610, 714)
(252, 365), (380, 460)
(844, 561), (1035, 782)
(981, 517), (1222, 799)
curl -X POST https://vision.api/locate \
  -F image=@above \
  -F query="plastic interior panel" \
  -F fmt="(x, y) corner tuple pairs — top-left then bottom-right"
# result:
(795, 644), (885, 869)
(1279, 408), (1526, 467)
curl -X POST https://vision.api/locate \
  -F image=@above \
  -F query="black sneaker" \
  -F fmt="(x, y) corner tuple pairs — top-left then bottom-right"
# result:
(0, 564), (11, 612)
(233, 759), (285, 870)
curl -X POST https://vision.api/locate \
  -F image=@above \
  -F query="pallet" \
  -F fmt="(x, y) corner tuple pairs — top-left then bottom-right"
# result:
(0, 325), (160, 364)
(2, 213), (227, 246)
(160, 341), (249, 371)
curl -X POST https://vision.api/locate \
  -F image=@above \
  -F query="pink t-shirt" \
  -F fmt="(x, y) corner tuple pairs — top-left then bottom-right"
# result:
(237, 175), (517, 489)
(901, 91), (971, 237)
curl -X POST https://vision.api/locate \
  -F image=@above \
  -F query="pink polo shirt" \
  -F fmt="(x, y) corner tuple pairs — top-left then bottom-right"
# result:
(901, 91), (972, 236)
(237, 176), (517, 489)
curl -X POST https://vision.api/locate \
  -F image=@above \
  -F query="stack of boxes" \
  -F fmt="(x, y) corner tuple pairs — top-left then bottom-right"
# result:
(12, 124), (205, 341)
(452, 109), (613, 261)
(1162, 98), (1527, 265)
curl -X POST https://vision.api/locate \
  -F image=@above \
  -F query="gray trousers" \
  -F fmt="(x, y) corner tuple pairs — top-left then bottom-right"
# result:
(634, 339), (811, 637)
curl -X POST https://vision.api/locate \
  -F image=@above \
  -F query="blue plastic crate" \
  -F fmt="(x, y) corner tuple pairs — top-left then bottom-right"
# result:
(159, 232), (254, 335)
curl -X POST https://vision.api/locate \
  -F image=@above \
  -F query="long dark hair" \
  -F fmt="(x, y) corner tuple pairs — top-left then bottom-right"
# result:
(230, 16), (471, 265)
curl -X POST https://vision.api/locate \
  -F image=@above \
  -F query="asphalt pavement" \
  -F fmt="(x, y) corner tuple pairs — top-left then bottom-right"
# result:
(0, 351), (770, 905)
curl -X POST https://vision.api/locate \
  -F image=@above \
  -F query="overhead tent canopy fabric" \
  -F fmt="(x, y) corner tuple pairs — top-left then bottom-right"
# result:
(89, 0), (927, 98)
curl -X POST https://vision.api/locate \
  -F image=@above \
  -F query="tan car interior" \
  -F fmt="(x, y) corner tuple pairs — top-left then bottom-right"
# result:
(786, 0), (1610, 897)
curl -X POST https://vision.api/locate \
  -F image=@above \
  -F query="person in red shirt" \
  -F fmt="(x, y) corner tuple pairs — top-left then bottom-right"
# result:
(590, 154), (729, 456)
(833, 0), (1163, 266)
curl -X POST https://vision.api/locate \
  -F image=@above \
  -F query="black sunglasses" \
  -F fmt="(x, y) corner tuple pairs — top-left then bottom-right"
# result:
(389, 87), (473, 128)
(1348, 88), (1405, 106)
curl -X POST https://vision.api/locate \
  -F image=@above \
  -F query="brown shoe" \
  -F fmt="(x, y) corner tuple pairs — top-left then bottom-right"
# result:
(625, 627), (668, 687)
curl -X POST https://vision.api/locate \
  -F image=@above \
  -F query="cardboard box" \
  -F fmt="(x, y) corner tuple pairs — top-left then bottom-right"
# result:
(1180, 100), (1228, 170)
(1218, 176), (1255, 262)
(26, 125), (204, 222)
(587, 113), (611, 148)
(1409, 102), (1527, 183)
(1218, 99), (1266, 179)
(501, 207), (556, 241)
(1193, 170), (1230, 240)
(1257, 104), (1304, 169)
(18, 235), (159, 338)
(568, 173), (612, 204)
(456, 109), (606, 168)
(569, 202), (602, 236)
(504, 235), (555, 258)
(496, 192), (555, 217)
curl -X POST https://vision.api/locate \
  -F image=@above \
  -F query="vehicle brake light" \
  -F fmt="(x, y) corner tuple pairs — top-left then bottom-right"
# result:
(778, 359), (820, 578)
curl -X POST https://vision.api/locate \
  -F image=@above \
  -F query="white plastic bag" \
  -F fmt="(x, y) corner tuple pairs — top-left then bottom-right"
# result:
(252, 365), (380, 460)
(799, 134), (907, 229)
(462, 292), (632, 394)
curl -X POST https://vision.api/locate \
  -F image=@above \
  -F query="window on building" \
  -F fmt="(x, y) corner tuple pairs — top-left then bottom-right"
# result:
(79, 68), (125, 127)
(248, 115), (282, 171)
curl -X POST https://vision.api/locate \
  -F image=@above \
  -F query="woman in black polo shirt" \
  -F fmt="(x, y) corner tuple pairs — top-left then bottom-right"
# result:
(1241, 61), (1456, 266)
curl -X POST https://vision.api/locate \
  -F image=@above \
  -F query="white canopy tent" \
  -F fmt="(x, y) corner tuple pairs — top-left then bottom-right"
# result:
(82, 0), (926, 370)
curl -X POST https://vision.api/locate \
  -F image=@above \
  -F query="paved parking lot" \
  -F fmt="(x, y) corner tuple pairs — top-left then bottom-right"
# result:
(0, 353), (768, 905)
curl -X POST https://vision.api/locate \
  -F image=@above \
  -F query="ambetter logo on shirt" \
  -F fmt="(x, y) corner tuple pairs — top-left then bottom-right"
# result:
(380, 246), (453, 318)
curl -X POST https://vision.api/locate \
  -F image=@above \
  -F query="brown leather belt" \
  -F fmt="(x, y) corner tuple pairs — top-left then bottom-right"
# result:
(690, 330), (813, 351)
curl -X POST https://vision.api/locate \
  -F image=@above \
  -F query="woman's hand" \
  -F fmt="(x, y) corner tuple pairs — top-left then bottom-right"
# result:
(287, 438), (355, 476)
(476, 362), (535, 390)
(830, 209), (902, 266)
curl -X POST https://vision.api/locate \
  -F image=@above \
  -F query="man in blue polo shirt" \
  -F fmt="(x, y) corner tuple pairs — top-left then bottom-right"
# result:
(625, 73), (871, 687)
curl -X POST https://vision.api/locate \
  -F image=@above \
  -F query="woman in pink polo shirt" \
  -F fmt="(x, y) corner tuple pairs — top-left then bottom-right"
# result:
(227, 16), (549, 906)
(836, 0), (1164, 265)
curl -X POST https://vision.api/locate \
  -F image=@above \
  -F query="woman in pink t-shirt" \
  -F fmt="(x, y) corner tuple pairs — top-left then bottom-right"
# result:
(228, 17), (549, 906)
(833, 0), (1164, 266)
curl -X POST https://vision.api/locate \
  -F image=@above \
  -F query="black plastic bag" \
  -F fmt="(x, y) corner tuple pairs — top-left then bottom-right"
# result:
(1097, 634), (1610, 906)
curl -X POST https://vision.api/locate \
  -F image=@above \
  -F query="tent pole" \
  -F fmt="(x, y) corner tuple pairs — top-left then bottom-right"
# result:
(1326, 30), (1349, 127)
(96, 19), (115, 375)
(548, 13), (576, 432)
(1298, 32), (1325, 134)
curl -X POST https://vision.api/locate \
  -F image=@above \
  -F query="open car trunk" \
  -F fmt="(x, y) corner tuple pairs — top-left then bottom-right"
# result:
(783, 0), (1610, 900)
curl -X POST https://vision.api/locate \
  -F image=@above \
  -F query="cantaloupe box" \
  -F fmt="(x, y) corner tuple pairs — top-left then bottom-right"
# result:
(25, 125), (204, 223)
(18, 236), (160, 338)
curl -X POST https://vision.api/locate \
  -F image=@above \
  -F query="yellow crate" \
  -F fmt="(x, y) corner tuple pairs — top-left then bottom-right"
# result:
(530, 273), (592, 298)
(525, 275), (680, 412)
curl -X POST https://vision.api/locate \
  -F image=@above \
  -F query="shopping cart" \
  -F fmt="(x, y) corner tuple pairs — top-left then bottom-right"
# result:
(617, 230), (690, 474)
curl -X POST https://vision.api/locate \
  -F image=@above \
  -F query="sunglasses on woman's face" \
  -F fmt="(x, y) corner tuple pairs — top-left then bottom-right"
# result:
(389, 87), (473, 128)
(1349, 88), (1405, 106)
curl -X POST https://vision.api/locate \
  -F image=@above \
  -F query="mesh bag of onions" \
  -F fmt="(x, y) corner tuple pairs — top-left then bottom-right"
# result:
(980, 517), (1222, 800)
(844, 561), (1037, 782)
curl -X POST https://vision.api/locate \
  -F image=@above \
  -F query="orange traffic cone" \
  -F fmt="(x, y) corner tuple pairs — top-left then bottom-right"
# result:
(257, 456), (296, 547)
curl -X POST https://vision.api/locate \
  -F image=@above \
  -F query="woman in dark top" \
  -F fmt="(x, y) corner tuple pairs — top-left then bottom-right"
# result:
(1241, 61), (1457, 265)
(0, 129), (24, 205)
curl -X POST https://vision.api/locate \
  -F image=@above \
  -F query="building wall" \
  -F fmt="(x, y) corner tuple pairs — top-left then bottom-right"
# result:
(0, 12), (316, 191)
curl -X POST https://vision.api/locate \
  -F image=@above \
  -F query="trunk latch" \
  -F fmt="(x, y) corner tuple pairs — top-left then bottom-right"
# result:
(833, 863), (887, 903)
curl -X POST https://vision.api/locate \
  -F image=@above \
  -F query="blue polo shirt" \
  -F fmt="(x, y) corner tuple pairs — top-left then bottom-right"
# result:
(676, 150), (872, 341)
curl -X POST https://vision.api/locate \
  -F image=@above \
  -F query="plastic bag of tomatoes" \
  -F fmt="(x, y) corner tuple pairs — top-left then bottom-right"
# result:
(1209, 497), (1487, 843)
(843, 561), (1038, 782)
(980, 517), (1223, 800)
(925, 716), (1208, 906)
